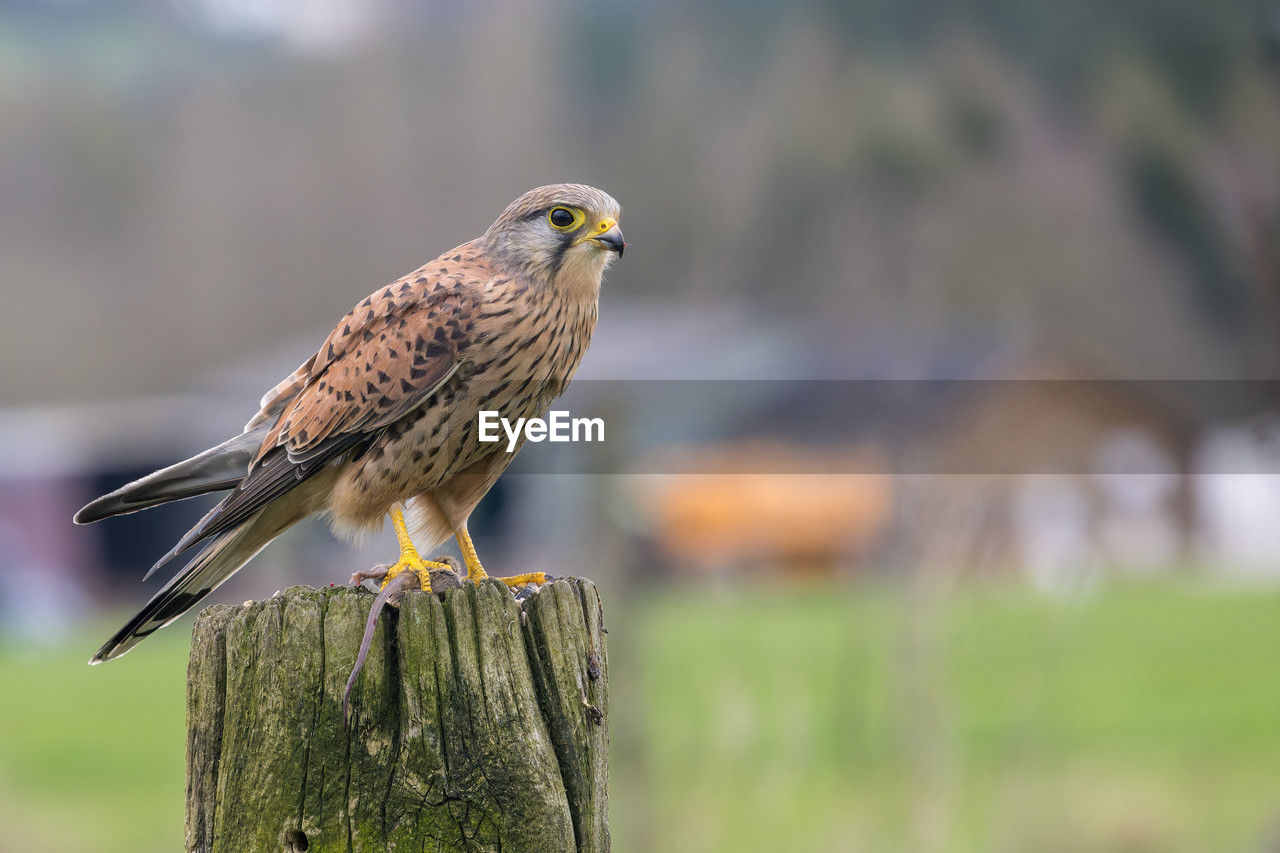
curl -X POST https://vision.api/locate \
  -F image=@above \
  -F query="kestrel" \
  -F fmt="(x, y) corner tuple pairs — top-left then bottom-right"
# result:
(77, 184), (624, 663)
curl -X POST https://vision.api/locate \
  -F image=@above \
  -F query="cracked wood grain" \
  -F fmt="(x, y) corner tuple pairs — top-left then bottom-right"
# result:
(184, 579), (609, 853)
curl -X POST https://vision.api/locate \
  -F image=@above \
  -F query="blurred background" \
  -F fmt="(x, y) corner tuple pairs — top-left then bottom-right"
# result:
(3, 0), (1280, 850)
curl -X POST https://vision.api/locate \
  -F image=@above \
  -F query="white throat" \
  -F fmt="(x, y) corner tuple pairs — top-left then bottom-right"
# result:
(554, 248), (613, 300)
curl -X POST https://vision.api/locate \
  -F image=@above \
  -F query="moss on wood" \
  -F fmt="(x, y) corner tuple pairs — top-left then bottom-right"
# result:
(184, 579), (609, 853)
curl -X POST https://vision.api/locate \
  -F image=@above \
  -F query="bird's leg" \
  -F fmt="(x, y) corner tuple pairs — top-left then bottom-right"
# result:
(380, 503), (450, 590)
(453, 523), (550, 589)
(454, 522), (487, 581)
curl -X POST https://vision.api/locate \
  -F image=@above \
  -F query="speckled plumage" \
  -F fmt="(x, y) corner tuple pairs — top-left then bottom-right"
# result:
(79, 184), (623, 662)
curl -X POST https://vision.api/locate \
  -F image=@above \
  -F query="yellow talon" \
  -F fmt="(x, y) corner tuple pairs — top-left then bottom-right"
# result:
(383, 504), (447, 591)
(453, 524), (547, 589)
(494, 572), (549, 588)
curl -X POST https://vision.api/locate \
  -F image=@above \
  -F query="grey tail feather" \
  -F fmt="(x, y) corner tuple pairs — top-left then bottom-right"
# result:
(143, 500), (224, 582)
(73, 428), (267, 525)
(89, 512), (273, 664)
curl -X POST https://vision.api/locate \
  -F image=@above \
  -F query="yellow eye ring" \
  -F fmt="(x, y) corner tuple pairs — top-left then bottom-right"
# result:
(548, 206), (585, 231)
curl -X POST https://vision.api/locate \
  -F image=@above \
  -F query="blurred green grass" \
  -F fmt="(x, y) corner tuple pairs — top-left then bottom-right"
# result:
(619, 582), (1280, 852)
(0, 620), (188, 853)
(1, 582), (1278, 852)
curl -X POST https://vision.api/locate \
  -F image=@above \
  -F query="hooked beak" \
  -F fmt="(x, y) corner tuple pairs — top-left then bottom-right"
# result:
(580, 217), (625, 256)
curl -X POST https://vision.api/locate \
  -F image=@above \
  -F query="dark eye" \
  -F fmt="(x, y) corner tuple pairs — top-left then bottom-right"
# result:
(548, 207), (578, 230)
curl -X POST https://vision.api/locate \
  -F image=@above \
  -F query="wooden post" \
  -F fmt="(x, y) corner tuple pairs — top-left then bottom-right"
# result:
(184, 578), (609, 853)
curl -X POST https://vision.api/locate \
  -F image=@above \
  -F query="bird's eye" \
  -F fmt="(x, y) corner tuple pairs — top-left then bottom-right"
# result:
(548, 207), (582, 231)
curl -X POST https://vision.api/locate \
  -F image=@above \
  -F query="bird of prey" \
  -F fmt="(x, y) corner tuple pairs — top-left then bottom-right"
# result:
(76, 184), (624, 664)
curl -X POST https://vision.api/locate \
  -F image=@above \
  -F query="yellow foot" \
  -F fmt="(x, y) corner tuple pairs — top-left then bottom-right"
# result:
(367, 502), (450, 592)
(380, 553), (450, 591)
(491, 571), (551, 588)
(452, 524), (549, 589)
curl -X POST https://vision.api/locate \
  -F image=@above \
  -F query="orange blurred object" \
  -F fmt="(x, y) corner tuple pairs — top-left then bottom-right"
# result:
(637, 442), (892, 573)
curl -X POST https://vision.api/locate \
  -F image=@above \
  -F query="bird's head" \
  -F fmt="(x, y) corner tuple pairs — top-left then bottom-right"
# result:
(480, 184), (624, 295)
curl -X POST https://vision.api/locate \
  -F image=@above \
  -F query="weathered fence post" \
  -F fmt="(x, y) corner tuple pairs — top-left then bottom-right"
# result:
(184, 578), (609, 852)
